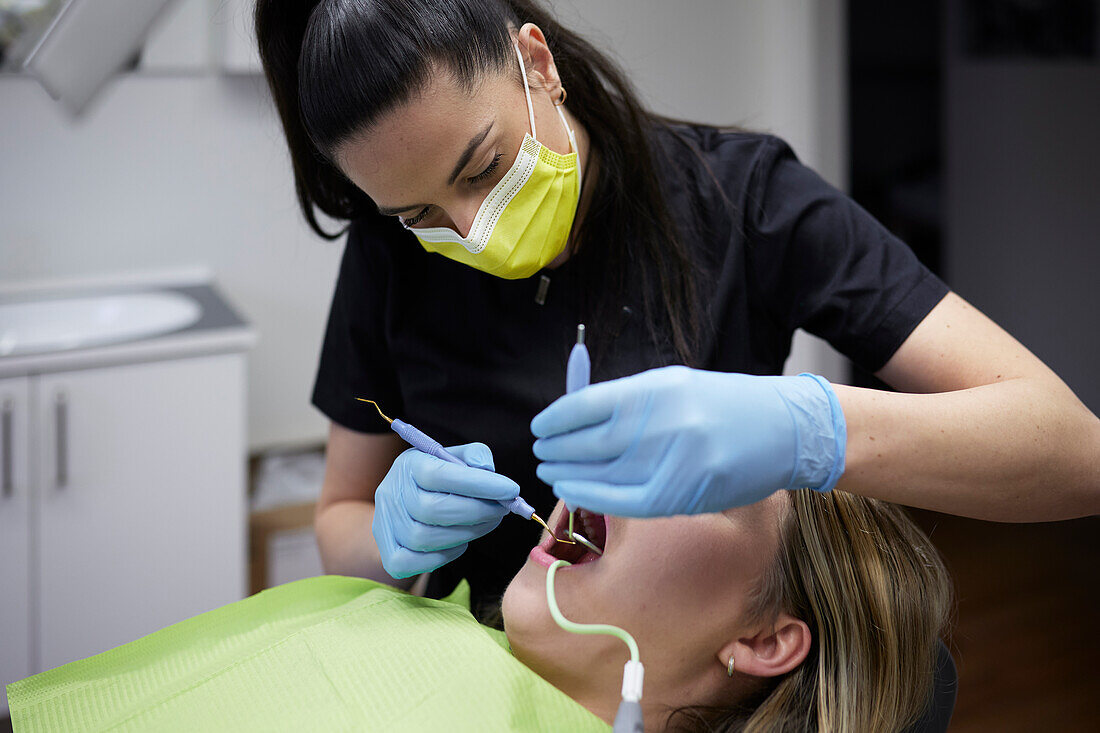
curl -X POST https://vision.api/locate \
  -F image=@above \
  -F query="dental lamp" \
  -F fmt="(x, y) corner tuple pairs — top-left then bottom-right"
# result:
(2, 0), (177, 115)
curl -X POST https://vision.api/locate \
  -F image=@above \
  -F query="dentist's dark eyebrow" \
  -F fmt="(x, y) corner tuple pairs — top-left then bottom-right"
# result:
(448, 120), (494, 185)
(375, 120), (495, 217)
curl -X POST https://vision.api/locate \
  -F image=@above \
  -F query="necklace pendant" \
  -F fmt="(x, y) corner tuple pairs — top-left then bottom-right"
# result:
(534, 274), (551, 305)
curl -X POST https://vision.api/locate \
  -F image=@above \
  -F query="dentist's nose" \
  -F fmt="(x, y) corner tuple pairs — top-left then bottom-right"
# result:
(450, 205), (477, 239)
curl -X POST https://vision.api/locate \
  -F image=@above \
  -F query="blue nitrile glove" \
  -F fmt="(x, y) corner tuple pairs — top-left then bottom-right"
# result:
(372, 442), (520, 578)
(531, 366), (846, 517)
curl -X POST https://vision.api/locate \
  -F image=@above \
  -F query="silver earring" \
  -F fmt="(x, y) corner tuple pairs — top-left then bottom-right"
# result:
(727, 655), (736, 677)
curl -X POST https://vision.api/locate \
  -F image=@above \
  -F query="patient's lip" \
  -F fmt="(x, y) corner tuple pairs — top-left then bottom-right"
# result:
(528, 506), (607, 569)
(529, 544), (559, 569)
(528, 543), (600, 569)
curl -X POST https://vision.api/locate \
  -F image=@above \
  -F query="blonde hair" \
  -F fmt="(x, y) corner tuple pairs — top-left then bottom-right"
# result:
(672, 490), (953, 732)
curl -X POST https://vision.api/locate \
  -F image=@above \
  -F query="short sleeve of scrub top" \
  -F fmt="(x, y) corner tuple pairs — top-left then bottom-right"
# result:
(738, 133), (948, 370)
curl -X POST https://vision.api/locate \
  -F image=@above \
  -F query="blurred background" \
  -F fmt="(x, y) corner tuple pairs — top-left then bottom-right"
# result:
(0, 0), (1097, 729)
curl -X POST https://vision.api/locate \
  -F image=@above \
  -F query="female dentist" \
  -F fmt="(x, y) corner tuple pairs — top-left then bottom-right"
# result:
(255, 0), (1100, 615)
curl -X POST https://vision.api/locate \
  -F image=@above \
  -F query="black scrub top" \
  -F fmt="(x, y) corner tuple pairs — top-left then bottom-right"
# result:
(311, 126), (949, 617)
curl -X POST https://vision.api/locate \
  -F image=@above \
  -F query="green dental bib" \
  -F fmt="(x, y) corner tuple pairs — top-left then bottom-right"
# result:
(6, 576), (609, 732)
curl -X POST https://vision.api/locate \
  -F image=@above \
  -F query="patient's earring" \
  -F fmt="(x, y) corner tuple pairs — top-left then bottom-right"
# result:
(554, 87), (567, 106)
(727, 655), (736, 677)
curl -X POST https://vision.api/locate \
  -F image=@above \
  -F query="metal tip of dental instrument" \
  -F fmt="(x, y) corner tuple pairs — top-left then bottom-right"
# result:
(571, 531), (603, 556)
(565, 507), (599, 554)
(532, 513), (579, 545)
(575, 323), (585, 345)
(356, 398), (394, 424)
(530, 513), (553, 534)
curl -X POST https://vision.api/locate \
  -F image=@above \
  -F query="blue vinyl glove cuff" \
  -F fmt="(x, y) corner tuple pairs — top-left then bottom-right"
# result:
(791, 373), (847, 492)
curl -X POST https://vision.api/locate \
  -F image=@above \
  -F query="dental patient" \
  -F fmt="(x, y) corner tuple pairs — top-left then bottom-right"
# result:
(508, 491), (952, 731)
(7, 490), (950, 733)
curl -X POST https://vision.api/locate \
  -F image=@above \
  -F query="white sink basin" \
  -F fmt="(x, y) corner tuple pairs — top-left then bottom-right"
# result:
(0, 292), (202, 357)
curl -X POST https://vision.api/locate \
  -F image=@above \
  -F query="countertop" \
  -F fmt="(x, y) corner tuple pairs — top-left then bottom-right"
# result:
(0, 280), (256, 378)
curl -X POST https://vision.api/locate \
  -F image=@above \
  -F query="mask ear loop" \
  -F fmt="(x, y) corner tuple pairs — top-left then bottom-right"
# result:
(513, 44), (537, 139)
(514, 43), (581, 183)
(553, 103), (581, 182)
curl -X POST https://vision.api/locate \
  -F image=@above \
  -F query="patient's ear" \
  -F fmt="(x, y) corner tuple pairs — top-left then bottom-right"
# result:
(717, 614), (811, 678)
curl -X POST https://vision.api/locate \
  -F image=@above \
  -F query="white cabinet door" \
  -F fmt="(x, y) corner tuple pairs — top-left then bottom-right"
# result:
(0, 376), (31, 716)
(34, 355), (246, 670)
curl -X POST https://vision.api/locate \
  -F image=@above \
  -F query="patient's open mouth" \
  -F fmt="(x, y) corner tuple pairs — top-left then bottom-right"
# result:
(529, 508), (607, 569)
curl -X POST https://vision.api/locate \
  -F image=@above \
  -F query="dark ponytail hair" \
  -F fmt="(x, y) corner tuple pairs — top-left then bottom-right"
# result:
(255, 0), (705, 364)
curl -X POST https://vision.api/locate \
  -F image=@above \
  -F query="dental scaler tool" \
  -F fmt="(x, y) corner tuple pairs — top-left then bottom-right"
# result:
(357, 399), (554, 535)
(564, 325), (601, 555)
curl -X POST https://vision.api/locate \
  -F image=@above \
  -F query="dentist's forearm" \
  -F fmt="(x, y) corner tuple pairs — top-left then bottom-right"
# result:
(832, 377), (1100, 522)
(314, 499), (416, 590)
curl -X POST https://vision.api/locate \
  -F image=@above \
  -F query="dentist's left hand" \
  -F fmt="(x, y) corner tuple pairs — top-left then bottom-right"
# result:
(372, 443), (520, 579)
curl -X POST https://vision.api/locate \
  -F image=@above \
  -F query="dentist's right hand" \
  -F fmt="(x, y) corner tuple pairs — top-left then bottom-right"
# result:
(372, 442), (520, 579)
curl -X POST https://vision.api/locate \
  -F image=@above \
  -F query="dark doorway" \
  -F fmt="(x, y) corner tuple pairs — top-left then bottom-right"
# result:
(848, 8), (1100, 731)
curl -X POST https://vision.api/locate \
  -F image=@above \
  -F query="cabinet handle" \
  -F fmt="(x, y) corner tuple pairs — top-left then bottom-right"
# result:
(2, 398), (11, 498)
(56, 392), (68, 488)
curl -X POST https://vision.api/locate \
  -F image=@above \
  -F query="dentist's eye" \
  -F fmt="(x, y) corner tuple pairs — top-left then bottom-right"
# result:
(401, 206), (430, 226)
(467, 152), (503, 184)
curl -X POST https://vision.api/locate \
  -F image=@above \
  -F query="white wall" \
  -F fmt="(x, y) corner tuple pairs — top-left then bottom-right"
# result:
(945, 6), (1100, 413)
(0, 71), (344, 450)
(0, 0), (342, 451)
(0, 0), (849, 451)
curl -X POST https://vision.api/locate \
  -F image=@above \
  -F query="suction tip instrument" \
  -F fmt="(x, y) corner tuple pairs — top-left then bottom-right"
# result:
(356, 398), (555, 533)
(544, 327), (641, 732)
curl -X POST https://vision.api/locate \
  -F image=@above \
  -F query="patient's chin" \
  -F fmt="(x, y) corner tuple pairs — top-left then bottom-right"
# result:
(501, 573), (579, 686)
(501, 562), (546, 643)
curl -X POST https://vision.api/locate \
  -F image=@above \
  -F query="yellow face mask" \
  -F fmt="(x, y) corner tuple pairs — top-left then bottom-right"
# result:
(405, 44), (582, 280)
